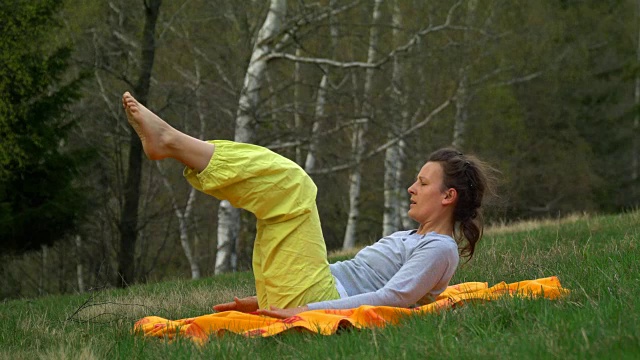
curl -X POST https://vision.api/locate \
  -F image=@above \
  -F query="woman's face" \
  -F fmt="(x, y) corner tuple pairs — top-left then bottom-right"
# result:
(407, 161), (451, 226)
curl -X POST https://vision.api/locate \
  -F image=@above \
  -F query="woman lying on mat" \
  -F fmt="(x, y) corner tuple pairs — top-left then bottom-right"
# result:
(122, 91), (496, 319)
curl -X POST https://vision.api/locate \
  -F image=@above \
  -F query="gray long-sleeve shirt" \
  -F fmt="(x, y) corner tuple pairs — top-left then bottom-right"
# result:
(307, 230), (459, 310)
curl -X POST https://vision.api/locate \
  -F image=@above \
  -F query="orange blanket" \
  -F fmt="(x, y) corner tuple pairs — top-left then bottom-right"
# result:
(134, 276), (568, 345)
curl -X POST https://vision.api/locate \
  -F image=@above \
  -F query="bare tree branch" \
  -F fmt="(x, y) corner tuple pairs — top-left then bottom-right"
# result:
(157, 0), (194, 40)
(309, 97), (452, 175)
(265, 118), (367, 150)
(271, 0), (362, 52)
(493, 71), (544, 87)
(266, 1), (464, 69)
(192, 47), (238, 94)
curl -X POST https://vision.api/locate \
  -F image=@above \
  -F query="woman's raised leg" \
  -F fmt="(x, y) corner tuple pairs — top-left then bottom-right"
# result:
(122, 91), (214, 171)
(122, 92), (340, 310)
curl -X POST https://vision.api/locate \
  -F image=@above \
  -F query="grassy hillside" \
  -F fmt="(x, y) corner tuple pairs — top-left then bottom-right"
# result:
(1, 211), (638, 359)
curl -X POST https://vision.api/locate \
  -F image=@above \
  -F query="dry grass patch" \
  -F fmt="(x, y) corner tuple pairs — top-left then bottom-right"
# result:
(38, 344), (98, 360)
(17, 311), (72, 342)
(68, 282), (255, 324)
(486, 213), (588, 235)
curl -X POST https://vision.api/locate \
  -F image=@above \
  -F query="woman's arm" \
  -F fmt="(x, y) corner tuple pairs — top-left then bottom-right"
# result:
(215, 299), (309, 318)
(256, 305), (309, 319)
(213, 296), (259, 313)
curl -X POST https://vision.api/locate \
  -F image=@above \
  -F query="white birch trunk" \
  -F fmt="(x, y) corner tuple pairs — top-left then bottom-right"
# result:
(75, 235), (85, 293)
(216, 200), (240, 274)
(343, 0), (383, 250)
(383, 0), (408, 236)
(329, 0), (339, 52)
(180, 189), (200, 279)
(383, 144), (400, 236)
(305, 0), (338, 173)
(294, 46), (304, 164)
(452, 0), (477, 150)
(265, 70), (279, 124)
(395, 137), (410, 229)
(157, 164), (201, 279)
(401, 37), (428, 231)
(305, 74), (327, 172)
(215, 0), (287, 274)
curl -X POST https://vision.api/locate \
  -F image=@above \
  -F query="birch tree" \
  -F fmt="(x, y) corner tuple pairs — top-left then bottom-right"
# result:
(451, 0), (478, 150)
(304, 0), (340, 173)
(294, 45), (304, 165)
(342, 0), (383, 250)
(157, 161), (201, 279)
(382, 0), (408, 236)
(215, 0), (287, 274)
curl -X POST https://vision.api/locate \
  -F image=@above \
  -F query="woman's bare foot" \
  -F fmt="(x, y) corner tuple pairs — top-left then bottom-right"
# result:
(122, 91), (216, 170)
(122, 92), (174, 160)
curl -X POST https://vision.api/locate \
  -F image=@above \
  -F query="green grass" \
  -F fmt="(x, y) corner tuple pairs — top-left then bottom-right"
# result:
(1, 211), (638, 359)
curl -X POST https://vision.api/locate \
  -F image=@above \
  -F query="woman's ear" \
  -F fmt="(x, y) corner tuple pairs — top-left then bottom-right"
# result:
(442, 188), (457, 205)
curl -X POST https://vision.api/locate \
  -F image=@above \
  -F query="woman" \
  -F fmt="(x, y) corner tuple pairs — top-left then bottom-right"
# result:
(122, 92), (496, 319)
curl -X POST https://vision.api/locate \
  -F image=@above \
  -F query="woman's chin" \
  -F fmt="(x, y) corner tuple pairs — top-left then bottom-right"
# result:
(407, 211), (416, 222)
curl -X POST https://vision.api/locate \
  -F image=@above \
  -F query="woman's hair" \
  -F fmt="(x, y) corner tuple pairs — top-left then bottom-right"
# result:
(428, 148), (498, 261)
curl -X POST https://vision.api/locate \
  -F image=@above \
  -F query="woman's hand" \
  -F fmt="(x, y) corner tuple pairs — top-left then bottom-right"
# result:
(213, 296), (259, 313)
(256, 305), (309, 319)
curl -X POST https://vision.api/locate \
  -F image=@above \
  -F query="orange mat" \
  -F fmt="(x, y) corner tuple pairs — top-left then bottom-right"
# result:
(134, 276), (568, 345)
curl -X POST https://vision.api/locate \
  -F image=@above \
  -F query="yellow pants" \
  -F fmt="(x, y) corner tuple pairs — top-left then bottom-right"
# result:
(184, 140), (340, 309)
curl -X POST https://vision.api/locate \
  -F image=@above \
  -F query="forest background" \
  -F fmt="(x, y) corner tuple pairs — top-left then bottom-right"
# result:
(1, 0), (638, 300)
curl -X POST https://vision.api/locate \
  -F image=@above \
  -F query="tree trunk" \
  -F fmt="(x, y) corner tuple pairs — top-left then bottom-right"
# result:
(215, 0), (287, 274)
(75, 235), (85, 293)
(157, 162), (201, 279)
(305, 0), (338, 173)
(40, 244), (48, 296)
(117, 0), (162, 288)
(215, 200), (240, 274)
(395, 137), (409, 228)
(452, 69), (469, 149)
(452, 0), (477, 150)
(383, 0), (408, 236)
(634, 0), (640, 184)
(304, 74), (327, 173)
(343, 0), (383, 250)
(294, 46), (304, 165)
(179, 189), (201, 279)
(383, 144), (400, 236)
(57, 241), (66, 294)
